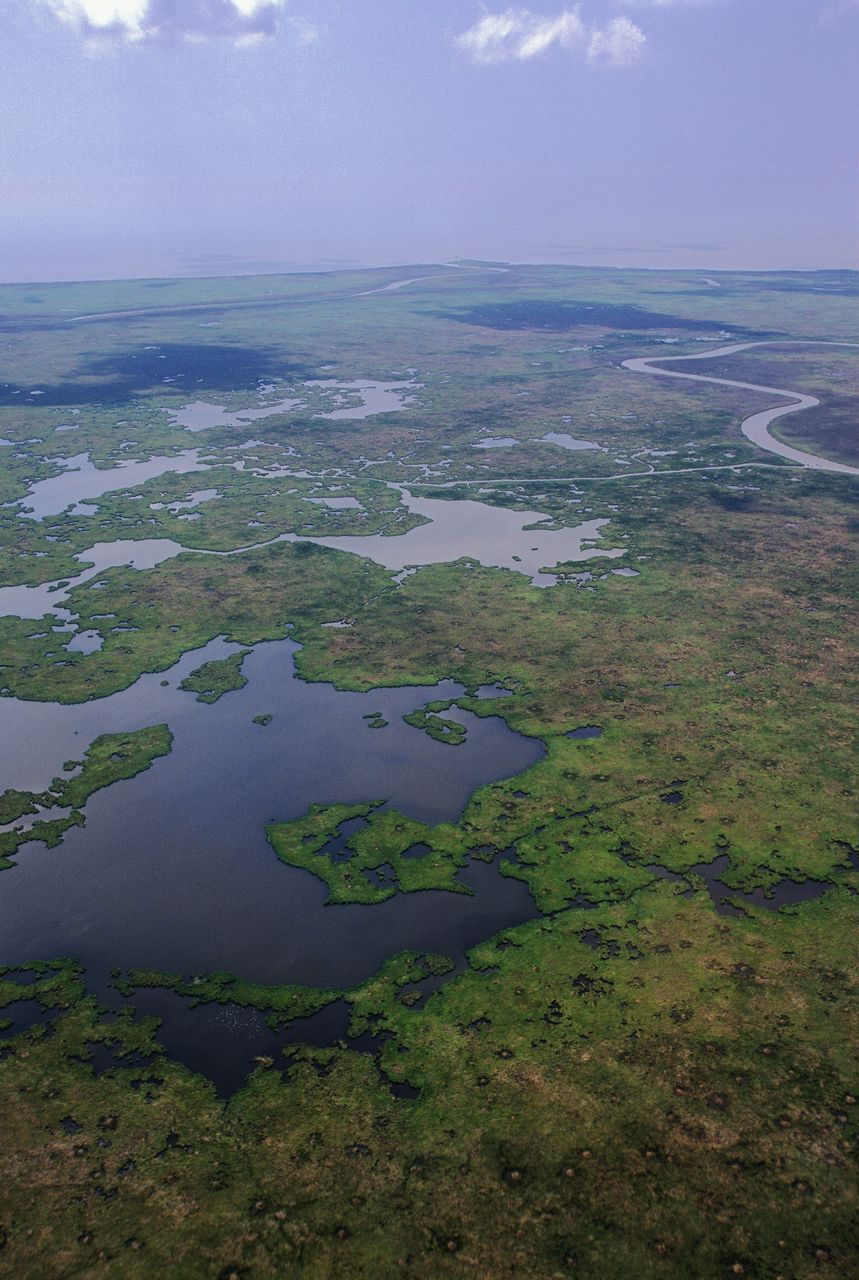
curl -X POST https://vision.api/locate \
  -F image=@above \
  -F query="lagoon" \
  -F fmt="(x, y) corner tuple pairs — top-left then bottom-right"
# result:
(0, 639), (543, 1007)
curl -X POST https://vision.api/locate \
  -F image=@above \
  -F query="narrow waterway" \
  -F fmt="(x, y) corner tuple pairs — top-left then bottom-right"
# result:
(623, 340), (859, 476)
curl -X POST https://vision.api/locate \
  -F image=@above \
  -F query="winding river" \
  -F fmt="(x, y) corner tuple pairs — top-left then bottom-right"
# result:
(623, 340), (859, 477)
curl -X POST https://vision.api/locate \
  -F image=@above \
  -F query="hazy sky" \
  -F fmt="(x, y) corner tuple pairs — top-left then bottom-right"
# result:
(1, 0), (857, 281)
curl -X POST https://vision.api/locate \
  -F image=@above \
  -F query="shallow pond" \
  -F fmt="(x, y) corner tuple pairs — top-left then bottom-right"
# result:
(19, 450), (207, 520)
(307, 378), (417, 420)
(307, 495), (364, 510)
(168, 379), (416, 431)
(64, 628), (104, 655)
(645, 852), (843, 919)
(292, 488), (625, 586)
(540, 432), (602, 451)
(170, 397), (303, 431)
(0, 538), (188, 620)
(0, 638), (543, 1013)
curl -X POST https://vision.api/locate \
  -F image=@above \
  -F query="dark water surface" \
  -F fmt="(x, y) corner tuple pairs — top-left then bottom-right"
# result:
(645, 853), (841, 918)
(0, 639), (543, 1003)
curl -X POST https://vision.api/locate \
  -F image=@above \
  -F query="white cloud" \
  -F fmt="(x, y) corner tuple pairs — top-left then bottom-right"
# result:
(36, 0), (290, 47)
(455, 9), (587, 63)
(43, 0), (148, 31)
(587, 15), (646, 63)
(456, 8), (645, 66)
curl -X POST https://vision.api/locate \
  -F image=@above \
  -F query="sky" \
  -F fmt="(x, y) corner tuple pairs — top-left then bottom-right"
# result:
(0, 0), (857, 282)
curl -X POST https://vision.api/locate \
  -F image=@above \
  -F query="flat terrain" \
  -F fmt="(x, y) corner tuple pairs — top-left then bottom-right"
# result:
(0, 263), (856, 1279)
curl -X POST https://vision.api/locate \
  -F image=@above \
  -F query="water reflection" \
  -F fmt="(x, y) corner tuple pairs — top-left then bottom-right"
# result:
(0, 638), (544, 992)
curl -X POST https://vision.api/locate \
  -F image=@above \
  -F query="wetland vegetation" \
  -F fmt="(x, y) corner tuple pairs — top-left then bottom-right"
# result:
(180, 649), (252, 703)
(0, 263), (856, 1278)
(0, 724), (172, 868)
